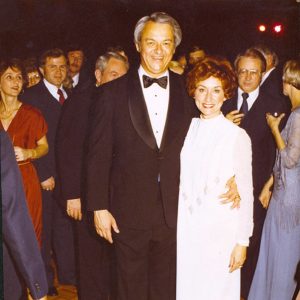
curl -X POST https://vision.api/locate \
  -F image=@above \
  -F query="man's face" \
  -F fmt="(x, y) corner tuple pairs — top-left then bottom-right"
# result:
(67, 50), (84, 76)
(40, 56), (67, 88)
(237, 57), (263, 93)
(96, 57), (128, 85)
(136, 21), (175, 78)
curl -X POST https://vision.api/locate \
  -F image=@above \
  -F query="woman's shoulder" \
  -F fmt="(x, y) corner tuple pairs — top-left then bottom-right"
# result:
(20, 103), (44, 119)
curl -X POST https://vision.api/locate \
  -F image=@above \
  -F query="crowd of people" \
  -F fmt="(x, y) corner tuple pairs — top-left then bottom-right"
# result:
(1, 11), (299, 300)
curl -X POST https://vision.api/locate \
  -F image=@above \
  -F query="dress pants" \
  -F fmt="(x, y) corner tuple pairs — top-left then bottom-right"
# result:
(76, 212), (116, 300)
(41, 190), (76, 287)
(112, 189), (176, 300)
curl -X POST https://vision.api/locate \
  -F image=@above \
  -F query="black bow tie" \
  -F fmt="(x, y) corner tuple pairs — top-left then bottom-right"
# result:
(142, 75), (168, 89)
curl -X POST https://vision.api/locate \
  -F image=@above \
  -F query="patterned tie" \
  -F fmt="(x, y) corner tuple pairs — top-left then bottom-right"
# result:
(240, 92), (249, 115)
(57, 89), (65, 105)
(142, 75), (168, 89)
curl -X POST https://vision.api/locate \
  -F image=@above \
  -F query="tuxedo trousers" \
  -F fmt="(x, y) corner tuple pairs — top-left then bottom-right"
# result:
(112, 188), (176, 300)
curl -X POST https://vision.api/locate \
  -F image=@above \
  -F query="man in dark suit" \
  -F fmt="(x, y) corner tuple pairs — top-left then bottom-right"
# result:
(254, 44), (286, 98)
(222, 48), (291, 299)
(66, 44), (89, 91)
(56, 50), (129, 300)
(85, 12), (197, 300)
(1, 129), (48, 300)
(21, 48), (76, 296)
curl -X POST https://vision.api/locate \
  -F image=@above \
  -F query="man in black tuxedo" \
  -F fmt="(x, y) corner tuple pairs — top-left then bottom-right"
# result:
(222, 48), (291, 299)
(1, 129), (48, 300)
(85, 12), (197, 300)
(21, 48), (76, 296)
(56, 50), (129, 300)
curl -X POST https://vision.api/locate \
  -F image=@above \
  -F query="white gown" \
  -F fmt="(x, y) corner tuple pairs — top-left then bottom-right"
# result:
(177, 114), (254, 300)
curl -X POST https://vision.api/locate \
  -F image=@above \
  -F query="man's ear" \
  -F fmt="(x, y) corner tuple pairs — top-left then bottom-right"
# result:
(39, 67), (44, 77)
(135, 43), (140, 53)
(95, 69), (102, 85)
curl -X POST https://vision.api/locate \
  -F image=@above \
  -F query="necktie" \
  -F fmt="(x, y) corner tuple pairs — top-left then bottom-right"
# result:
(240, 92), (249, 115)
(142, 75), (168, 89)
(57, 89), (65, 105)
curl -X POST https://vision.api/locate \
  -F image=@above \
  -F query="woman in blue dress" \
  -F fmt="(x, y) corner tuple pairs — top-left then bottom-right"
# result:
(249, 59), (300, 300)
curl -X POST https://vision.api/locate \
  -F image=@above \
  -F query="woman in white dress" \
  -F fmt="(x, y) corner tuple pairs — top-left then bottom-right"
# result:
(177, 56), (254, 300)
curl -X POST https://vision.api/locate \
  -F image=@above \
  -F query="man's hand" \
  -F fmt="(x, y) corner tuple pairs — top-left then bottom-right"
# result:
(67, 198), (82, 220)
(225, 110), (244, 126)
(41, 176), (55, 191)
(94, 210), (120, 243)
(219, 176), (240, 209)
(229, 244), (247, 273)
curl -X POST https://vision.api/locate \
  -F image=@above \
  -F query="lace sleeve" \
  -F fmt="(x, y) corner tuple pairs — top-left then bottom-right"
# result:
(280, 109), (300, 169)
(233, 129), (254, 246)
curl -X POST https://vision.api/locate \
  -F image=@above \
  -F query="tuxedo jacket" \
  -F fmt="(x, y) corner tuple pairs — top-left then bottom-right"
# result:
(260, 67), (284, 97)
(222, 90), (290, 194)
(85, 69), (197, 229)
(56, 79), (97, 206)
(1, 130), (48, 299)
(21, 81), (67, 181)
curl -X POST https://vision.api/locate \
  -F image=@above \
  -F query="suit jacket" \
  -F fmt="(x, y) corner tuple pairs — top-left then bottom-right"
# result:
(260, 67), (284, 97)
(56, 79), (97, 206)
(222, 89), (290, 194)
(1, 130), (48, 300)
(85, 69), (197, 229)
(21, 81), (66, 182)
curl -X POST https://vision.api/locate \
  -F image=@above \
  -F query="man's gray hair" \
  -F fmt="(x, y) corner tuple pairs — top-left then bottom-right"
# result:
(134, 12), (182, 47)
(95, 51), (129, 72)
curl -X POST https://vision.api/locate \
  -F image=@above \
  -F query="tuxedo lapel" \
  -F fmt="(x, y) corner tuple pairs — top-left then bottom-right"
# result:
(128, 71), (158, 151)
(160, 73), (185, 152)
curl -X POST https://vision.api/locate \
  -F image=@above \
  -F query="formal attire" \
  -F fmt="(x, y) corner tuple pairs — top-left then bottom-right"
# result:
(86, 67), (196, 300)
(56, 80), (114, 299)
(222, 87), (291, 297)
(21, 80), (76, 289)
(177, 114), (253, 300)
(0, 104), (47, 245)
(1, 129), (48, 300)
(249, 107), (300, 300)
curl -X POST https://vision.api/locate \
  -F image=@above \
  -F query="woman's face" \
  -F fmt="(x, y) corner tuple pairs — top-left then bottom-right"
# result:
(194, 76), (226, 119)
(0, 67), (23, 98)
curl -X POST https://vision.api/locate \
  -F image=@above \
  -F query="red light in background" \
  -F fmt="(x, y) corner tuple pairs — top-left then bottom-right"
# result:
(258, 24), (266, 32)
(273, 24), (283, 33)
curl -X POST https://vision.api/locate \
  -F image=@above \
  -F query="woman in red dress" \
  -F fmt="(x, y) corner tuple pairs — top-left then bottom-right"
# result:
(0, 58), (48, 246)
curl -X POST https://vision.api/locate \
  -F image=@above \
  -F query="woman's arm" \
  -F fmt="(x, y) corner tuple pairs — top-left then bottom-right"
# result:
(14, 135), (48, 161)
(259, 175), (274, 209)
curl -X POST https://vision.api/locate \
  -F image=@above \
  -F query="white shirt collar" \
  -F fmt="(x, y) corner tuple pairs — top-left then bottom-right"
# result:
(72, 73), (80, 87)
(43, 79), (67, 101)
(237, 86), (260, 111)
(261, 67), (275, 85)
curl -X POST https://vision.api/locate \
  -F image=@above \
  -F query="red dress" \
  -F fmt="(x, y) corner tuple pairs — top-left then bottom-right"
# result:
(1, 104), (48, 246)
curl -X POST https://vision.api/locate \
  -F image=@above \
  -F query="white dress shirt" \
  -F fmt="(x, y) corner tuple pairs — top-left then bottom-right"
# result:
(72, 73), (80, 87)
(138, 66), (170, 148)
(43, 79), (68, 102)
(237, 87), (259, 111)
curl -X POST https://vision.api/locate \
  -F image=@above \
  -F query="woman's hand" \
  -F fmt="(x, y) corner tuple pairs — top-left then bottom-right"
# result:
(14, 146), (31, 161)
(266, 113), (285, 133)
(259, 175), (274, 209)
(229, 244), (247, 273)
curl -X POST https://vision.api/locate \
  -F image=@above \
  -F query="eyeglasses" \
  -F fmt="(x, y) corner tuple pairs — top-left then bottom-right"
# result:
(238, 69), (261, 78)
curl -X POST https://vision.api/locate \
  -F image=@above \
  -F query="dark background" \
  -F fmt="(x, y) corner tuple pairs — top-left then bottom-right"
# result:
(0, 0), (299, 67)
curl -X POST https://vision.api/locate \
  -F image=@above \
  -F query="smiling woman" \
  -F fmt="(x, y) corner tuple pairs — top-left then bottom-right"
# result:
(0, 58), (48, 246)
(177, 56), (253, 300)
